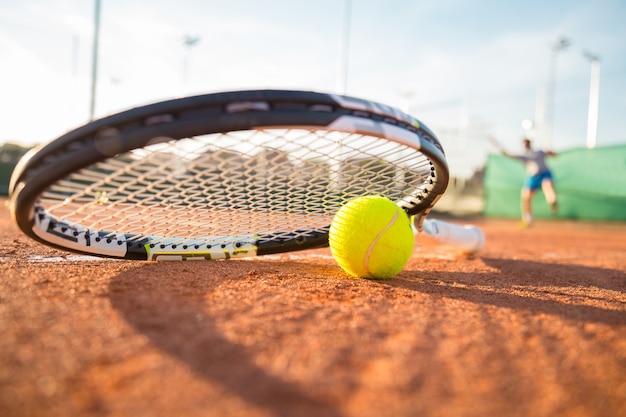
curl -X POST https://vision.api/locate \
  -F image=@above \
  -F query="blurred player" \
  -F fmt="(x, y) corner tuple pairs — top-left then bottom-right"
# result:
(491, 137), (558, 227)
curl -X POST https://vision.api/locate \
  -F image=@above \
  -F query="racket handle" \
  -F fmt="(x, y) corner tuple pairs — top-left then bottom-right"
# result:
(418, 219), (485, 254)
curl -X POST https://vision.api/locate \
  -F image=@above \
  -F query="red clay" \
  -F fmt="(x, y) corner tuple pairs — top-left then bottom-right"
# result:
(1, 197), (624, 417)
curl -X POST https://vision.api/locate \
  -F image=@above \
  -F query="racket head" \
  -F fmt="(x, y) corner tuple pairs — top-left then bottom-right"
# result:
(9, 89), (449, 260)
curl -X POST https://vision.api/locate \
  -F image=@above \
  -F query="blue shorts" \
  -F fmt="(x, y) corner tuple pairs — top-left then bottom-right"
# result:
(524, 171), (553, 191)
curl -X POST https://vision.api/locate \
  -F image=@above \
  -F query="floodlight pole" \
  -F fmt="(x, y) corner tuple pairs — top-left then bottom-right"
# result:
(89, 0), (101, 120)
(337, 0), (351, 95)
(182, 35), (200, 93)
(544, 36), (570, 149)
(583, 51), (600, 149)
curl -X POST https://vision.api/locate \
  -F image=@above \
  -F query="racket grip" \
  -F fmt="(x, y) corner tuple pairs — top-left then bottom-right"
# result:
(419, 219), (485, 254)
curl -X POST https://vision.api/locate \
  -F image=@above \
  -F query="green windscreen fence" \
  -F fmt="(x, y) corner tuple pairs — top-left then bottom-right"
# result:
(484, 144), (626, 221)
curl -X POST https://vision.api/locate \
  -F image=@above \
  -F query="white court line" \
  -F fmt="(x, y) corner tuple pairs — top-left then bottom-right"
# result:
(27, 255), (110, 263)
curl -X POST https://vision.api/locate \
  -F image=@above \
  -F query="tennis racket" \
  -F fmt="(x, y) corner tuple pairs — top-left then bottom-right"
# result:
(9, 89), (484, 261)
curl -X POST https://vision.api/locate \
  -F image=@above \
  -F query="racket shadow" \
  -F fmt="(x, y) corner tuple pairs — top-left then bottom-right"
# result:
(108, 261), (344, 417)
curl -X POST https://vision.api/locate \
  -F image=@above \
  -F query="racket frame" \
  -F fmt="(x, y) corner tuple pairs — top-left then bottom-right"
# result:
(10, 90), (449, 260)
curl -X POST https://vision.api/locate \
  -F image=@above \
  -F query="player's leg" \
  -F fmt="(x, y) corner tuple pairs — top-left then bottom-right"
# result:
(521, 187), (535, 226)
(541, 173), (558, 213)
(521, 174), (542, 226)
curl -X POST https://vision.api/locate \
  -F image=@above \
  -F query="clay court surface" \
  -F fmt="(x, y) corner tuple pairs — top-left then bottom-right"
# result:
(0, 196), (624, 417)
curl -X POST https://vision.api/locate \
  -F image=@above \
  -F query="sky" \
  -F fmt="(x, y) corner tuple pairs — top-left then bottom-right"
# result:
(1, 0), (625, 178)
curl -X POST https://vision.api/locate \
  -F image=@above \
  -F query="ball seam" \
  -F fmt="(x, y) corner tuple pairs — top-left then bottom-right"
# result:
(364, 207), (399, 277)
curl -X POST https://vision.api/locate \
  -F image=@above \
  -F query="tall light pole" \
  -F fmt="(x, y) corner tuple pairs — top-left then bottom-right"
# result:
(182, 35), (200, 94)
(583, 51), (600, 149)
(337, 0), (351, 95)
(544, 36), (570, 149)
(89, 0), (101, 120)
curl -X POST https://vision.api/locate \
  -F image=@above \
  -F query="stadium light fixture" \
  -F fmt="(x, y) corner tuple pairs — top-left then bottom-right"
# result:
(182, 35), (201, 92)
(89, 0), (102, 120)
(544, 36), (571, 149)
(583, 51), (600, 149)
(337, 0), (352, 95)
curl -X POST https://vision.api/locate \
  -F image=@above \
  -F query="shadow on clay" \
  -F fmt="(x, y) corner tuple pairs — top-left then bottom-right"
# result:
(109, 261), (344, 417)
(386, 257), (625, 326)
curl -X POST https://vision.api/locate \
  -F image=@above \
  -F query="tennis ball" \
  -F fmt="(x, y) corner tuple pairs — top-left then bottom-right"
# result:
(329, 195), (414, 279)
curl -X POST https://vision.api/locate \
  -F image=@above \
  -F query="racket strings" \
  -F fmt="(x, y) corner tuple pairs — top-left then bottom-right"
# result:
(38, 129), (435, 244)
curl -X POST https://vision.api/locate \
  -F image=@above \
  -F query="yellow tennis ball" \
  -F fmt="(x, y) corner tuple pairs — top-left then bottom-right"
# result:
(329, 195), (414, 279)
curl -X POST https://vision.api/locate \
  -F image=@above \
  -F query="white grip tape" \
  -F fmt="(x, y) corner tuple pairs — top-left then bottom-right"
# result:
(419, 219), (485, 254)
